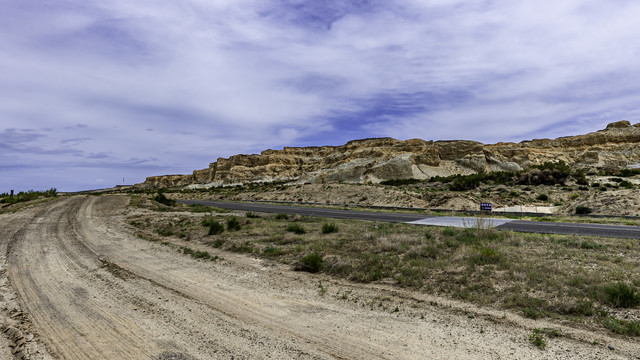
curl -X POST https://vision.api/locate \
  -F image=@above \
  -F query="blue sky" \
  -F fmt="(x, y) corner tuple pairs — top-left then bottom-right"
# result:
(2, 0), (640, 192)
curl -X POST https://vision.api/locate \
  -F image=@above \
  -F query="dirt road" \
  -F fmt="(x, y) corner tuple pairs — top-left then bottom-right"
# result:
(0, 196), (637, 359)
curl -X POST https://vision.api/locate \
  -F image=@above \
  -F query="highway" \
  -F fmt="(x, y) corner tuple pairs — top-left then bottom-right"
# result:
(178, 200), (640, 239)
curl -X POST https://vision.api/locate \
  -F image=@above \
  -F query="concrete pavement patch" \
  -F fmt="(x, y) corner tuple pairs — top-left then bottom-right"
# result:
(408, 216), (516, 228)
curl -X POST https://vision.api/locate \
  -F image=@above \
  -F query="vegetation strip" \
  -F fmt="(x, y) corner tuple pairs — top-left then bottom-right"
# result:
(129, 193), (640, 338)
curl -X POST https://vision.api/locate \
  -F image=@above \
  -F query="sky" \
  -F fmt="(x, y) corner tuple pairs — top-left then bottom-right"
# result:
(2, 0), (640, 192)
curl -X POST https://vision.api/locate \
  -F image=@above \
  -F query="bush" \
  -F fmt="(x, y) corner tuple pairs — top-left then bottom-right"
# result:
(226, 217), (241, 231)
(154, 192), (175, 206)
(602, 282), (640, 308)
(321, 223), (339, 234)
(230, 241), (254, 253)
(517, 169), (569, 186)
(442, 227), (456, 236)
(297, 253), (324, 273)
(208, 222), (225, 235)
(181, 247), (194, 255)
(531, 160), (571, 173)
(602, 317), (640, 336)
(0, 188), (57, 205)
(201, 216), (217, 227)
(536, 194), (549, 201)
(380, 178), (421, 186)
(469, 246), (503, 266)
(575, 206), (592, 215)
(275, 213), (289, 220)
(263, 246), (285, 257)
(194, 250), (212, 259)
(245, 211), (260, 218)
(529, 329), (546, 349)
(620, 180), (635, 189)
(449, 172), (485, 191)
(156, 224), (175, 237)
(286, 223), (306, 234)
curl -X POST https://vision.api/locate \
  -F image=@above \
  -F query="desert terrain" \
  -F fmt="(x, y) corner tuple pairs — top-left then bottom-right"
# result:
(1, 122), (640, 359)
(0, 193), (638, 359)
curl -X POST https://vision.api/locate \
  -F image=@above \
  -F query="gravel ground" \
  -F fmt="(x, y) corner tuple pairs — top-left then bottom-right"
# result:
(0, 195), (638, 359)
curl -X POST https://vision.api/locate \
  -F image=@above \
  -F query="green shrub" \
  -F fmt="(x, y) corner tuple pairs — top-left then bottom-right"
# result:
(263, 246), (285, 257)
(602, 317), (640, 336)
(156, 224), (175, 237)
(442, 227), (456, 236)
(529, 329), (547, 349)
(212, 239), (225, 248)
(575, 206), (592, 215)
(275, 213), (289, 220)
(321, 223), (339, 234)
(245, 211), (260, 218)
(469, 246), (503, 265)
(201, 216), (214, 226)
(297, 253), (324, 273)
(230, 241), (254, 253)
(0, 188), (58, 205)
(531, 160), (571, 173)
(286, 223), (306, 234)
(449, 173), (484, 191)
(208, 222), (225, 235)
(380, 178), (421, 186)
(226, 216), (241, 231)
(602, 282), (640, 308)
(154, 192), (175, 206)
(194, 250), (212, 259)
(620, 180), (635, 189)
(536, 194), (549, 201)
(579, 240), (604, 250)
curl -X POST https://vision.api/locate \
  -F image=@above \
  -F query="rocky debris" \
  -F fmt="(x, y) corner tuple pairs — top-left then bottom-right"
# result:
(3, 325), (29, 359)
(138, 121), (640, 189)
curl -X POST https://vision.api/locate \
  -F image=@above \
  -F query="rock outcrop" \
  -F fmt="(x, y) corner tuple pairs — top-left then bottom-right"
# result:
(138, 121), (640, 189)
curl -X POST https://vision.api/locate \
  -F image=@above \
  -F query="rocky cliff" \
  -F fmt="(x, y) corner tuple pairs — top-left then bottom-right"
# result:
(139, 121), (640, 189)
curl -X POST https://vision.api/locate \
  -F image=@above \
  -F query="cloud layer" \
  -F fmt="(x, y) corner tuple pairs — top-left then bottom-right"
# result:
(2, 0), (640, 191)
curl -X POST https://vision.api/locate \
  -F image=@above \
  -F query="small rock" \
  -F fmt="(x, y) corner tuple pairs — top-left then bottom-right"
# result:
(608, 345), (614, 350)
(25, 333), (34, 341)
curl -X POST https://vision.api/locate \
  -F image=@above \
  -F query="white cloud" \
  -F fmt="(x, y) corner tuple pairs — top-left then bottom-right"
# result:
(2, 0), (640, 191)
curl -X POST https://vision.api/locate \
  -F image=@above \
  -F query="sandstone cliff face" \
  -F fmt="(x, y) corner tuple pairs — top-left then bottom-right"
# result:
(139, 121), (640, 189)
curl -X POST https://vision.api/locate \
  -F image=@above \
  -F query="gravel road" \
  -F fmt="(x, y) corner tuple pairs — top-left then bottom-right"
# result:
(0, 196), (637, 359)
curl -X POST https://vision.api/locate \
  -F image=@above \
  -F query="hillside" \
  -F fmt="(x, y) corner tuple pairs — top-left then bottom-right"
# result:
(138, 120), (640, 189)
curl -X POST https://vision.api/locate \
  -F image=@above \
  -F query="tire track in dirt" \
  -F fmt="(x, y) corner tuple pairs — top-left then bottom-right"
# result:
(4, 196), (409, 359)
(6, 198), (158, 359)
(4, 196), (639, 359)
(78, 196), (401, 359)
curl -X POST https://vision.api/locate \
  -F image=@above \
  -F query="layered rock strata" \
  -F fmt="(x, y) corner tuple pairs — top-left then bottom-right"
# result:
(139, 121), (640, 189)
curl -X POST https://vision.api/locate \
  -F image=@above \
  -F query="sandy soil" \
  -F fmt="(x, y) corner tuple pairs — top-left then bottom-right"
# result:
(174, 180), (640, 216)
(0, 196), (638, 359)
(176, 183), (479, 211)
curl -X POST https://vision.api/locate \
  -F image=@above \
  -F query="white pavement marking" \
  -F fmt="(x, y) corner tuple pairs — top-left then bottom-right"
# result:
(408, 217), (516, 228)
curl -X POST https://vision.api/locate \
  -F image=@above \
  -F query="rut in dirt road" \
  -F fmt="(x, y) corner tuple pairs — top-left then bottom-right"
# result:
(4, 197), (416, 359)
(4, 196), (637, 360)
(7, 198), (158, 359)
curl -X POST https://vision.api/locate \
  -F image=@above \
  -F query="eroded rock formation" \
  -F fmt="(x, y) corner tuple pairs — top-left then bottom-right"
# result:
(139, 121), (640, 189)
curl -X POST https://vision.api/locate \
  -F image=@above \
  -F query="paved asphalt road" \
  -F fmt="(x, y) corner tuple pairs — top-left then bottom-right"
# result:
(178, 200), (640, 239)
